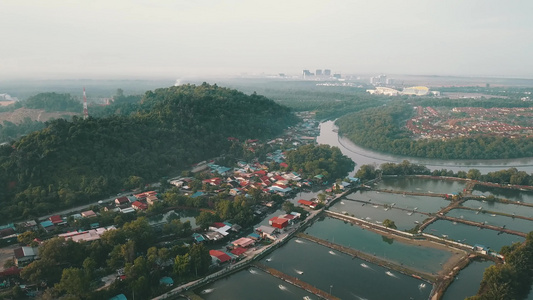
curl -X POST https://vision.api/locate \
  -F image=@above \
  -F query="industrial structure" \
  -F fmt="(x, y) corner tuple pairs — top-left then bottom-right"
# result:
(83, 87), (89, 120)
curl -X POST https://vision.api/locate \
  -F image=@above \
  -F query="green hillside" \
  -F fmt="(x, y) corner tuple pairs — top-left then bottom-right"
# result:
(0, 83), (298, 221)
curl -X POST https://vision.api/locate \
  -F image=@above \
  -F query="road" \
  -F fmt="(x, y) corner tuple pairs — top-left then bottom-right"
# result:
(36, 192), (129, 221)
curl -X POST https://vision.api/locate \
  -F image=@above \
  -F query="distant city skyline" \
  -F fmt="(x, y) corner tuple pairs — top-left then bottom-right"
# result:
(1, 1), (532, 80)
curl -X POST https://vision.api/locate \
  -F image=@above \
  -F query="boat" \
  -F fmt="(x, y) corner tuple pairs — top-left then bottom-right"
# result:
(360, 263), (369, 268)
(279, 284), (286, 290)
(413, 207), (418, 210)
(385, 271), (395, 277)
(452, 221), (457, 225)
(373, 205), (379, 208)
(266, 258), (272, 262)
(419, 283), (426, 289)
(295, 269), (304, 275)
(329, 250), (336, 255)
(376, 221), (382, 224)
(491, 214), (496, 217)
(407, 212), (413, 216)
(414, 221), (420, 224)
(340, 201), (345, 204)
(303, 297), (311, 300)
(201, 289), (214, 294)
(249, 269), (257, 274)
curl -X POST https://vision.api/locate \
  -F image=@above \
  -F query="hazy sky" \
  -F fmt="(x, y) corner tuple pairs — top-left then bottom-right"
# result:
(1, 0), (532, 80)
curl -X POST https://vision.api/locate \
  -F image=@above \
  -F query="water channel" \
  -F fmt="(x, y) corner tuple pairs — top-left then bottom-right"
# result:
(317, 120), (533, 174)
(441, 260), (493, 300)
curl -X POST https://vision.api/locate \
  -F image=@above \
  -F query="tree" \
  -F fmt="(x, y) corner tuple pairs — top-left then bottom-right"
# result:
(17, 231), (36, 245)
(355, 164), (377, 181)
(282, 201), (295, 213)
(383, 219), (397, 229)
(196, 211), (217, 230)
(174, 254), (190, 278)
(54, 267), (89, 298)
(467, 169), (482, 180)
(188, 243), (211, 277)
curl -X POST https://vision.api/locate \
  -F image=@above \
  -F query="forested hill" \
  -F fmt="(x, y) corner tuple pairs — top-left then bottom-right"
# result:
(0, 83), (298, 221)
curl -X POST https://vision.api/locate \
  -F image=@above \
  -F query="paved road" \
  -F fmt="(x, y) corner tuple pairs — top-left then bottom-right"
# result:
(37, 192), (129, 221)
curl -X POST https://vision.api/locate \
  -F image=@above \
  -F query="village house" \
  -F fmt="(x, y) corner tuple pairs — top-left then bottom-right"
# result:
(255, 225), (278, 240)
(131, 201), (148, 211)
(81, 210), (97, 218)
(13, 246), (39, 267)
(298, 199), (317, 209)
(209, 250), (233, 265)
(114, 196), (130, 206)
(58, 226), (116, 243)
(232, 237), (255, 248)
(269, 216), (289, 230)
(146, 195), (159, 206)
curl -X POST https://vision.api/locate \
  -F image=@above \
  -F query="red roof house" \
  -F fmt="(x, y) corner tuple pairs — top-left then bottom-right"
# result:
(230, 247), (247, 256)
(209, 250), (231, 263)
(269, 217), (289, 229)
(232, 237), (255, 248)
(115, 196), (130, 205)
(49, 215), (63, 224)
(131, 201), (148, 211)
(297, 199), (317, 209)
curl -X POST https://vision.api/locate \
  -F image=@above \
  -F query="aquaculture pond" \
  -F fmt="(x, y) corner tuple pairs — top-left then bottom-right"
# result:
(261, 238), (432, 300)
(305, 216), (452, 274)
(423, 220), (524, 251)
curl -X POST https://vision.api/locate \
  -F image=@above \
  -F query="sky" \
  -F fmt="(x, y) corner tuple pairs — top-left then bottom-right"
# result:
(1, 0), (532, 80)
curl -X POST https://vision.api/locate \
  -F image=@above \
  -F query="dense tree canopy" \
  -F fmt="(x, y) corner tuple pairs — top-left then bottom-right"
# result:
(23, 92), (83, 112)
(336, 102), (533, 160)
(284, 144), (355, 181)
(0, 83), (298, 222)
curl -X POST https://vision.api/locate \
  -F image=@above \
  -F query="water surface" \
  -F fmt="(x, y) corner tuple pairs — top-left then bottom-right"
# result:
(377, 177), (466, 195)
(424, 220), (524, 251)
(197, 267), (314, 300)
(442, 260), (492, 300)
(462, 200), (533, 218)
(446, 208), (533, 234)
(261, 238), (432, 300)
(305, 216), (452, 274)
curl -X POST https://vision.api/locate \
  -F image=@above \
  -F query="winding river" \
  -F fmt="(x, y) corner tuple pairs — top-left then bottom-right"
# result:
(317, 120), (533, 174)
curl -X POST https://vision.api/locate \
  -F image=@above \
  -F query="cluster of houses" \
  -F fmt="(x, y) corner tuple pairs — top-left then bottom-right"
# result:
(170, 160), (313, 200)
(106, 191), (159, 214)
(197, 212), (302, 268)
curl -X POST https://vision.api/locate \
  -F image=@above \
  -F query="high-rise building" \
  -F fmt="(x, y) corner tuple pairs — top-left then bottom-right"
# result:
(324, 69), (331, 76)
(316, 69), (322, 76)
(302, 70), (313, 78)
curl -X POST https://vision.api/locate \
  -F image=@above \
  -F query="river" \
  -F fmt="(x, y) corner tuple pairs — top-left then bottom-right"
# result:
(317, 120), (533, 174)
